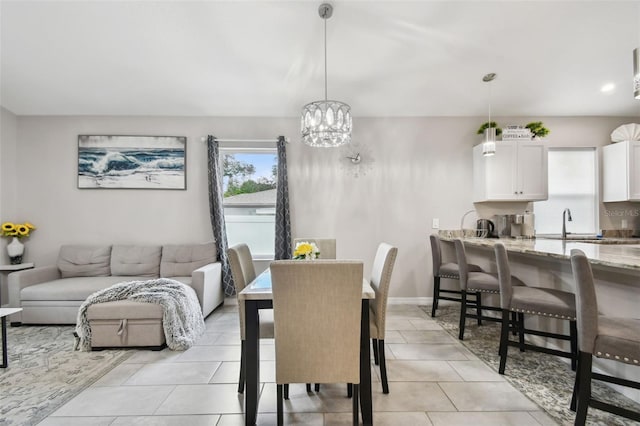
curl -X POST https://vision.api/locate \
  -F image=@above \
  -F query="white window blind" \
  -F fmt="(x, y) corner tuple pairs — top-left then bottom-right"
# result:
(534, 148), (598, 235)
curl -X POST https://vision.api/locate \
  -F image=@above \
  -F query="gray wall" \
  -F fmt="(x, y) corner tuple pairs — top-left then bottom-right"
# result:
(0, 107), (18, 226)
(1, 114), (636, 297)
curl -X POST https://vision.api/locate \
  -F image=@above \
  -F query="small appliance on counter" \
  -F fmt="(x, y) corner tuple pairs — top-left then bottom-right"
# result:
(476, 219), (495, 238)
(493, 212), (535, 238)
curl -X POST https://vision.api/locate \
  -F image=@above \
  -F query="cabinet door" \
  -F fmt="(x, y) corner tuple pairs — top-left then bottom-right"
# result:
(518, 142), (548, 200)
(629, 141), (640, 201)
(485, 141), (518, 200)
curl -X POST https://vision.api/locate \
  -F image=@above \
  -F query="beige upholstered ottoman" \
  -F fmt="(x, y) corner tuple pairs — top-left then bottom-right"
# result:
(86, 300), (165, 350)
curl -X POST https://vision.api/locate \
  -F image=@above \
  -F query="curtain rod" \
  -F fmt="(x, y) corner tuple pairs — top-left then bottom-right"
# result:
(200, 136), (289, 143)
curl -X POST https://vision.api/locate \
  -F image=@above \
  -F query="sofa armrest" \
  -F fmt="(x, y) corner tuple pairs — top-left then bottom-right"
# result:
(191, 262), (223, 317)
(8, 265), (61, 309)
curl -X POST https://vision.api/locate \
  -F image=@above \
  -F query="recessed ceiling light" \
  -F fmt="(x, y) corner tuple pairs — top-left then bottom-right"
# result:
(601, 83), (615, 93)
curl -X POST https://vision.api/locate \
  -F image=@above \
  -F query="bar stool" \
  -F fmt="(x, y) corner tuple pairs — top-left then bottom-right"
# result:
(429, 234), (482, 317)
(454, 239), (523, 340)
(494, 243), (577, 375)
(570, 249), (640, 424)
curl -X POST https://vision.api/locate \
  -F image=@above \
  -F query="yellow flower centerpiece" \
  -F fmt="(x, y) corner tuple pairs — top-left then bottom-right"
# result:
(1, 222), (36, 239)
(2, 221), (36, 264)
(293, 241), (320, 260)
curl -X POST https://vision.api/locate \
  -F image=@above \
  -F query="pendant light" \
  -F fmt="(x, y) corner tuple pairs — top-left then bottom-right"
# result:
(301, 3), (352, 147)
(482, 73), (497, 157)
(634, 48), (640, 99)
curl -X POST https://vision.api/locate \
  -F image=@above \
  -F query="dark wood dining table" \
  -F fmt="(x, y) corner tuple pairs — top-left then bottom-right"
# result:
(238, 268), (375, 425)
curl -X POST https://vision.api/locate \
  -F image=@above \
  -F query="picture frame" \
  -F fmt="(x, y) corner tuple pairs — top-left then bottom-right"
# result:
(78, 135), (186, 189)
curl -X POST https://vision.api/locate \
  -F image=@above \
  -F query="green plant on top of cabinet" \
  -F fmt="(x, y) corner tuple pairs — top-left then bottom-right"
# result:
(473, 140), (548, 202)
(602, 140), (640, 202)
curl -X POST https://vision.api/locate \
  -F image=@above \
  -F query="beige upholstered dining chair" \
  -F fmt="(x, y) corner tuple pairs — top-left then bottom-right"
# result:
(429, 234), (483, 317)
(270, 260), (363, 426)
(293, 238), (336, 259)
(494, 243), (577, 375)
(228, 243), (274, 394)
(570, 249), (640, 424)
(368, 242), (398, 394)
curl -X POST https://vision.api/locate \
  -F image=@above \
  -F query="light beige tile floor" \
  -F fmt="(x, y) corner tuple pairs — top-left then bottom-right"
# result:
(41, 300), (559, 425)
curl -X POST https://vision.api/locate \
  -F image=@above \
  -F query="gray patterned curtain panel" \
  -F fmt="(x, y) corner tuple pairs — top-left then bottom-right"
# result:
(274, 136), (292, 260)
(207, 135), (235, 296)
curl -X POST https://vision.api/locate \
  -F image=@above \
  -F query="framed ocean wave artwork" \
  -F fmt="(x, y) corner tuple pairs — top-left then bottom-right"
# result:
(78, 135), (186, 189)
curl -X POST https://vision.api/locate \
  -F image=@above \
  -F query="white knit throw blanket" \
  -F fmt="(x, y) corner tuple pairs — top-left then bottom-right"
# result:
(75, 278), (205, 351)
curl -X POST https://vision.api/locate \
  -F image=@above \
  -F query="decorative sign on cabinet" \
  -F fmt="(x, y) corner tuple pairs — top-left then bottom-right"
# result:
(602, 140), (640, 202)
(473, 141), (548, 202)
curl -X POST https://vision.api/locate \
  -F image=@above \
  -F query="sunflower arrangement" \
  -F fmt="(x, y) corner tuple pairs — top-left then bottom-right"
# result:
(1, 221), (36, 239)
(293, 241), (320, 260)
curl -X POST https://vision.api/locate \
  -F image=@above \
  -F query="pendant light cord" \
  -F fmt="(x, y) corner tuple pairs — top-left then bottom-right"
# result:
(324, 14), (328, 101)
(488, 81), (492, 125)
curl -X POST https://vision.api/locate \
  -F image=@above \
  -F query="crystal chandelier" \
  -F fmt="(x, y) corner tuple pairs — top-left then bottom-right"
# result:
(301, 3), (352, 147)
(482, 73), (497, 157)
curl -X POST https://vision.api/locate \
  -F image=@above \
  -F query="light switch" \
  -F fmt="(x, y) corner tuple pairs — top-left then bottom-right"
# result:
(432, 218), (440, 229)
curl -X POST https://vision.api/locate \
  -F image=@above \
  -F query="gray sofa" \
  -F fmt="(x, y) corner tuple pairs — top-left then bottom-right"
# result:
(8, 243), (223, 325)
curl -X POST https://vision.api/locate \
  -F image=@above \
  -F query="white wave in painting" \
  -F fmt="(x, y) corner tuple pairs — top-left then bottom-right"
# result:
(78, 147), (185, 189)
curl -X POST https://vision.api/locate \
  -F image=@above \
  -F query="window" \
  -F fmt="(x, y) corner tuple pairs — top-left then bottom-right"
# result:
(221, 149), (277, 259)
(534, 148), (598, 235)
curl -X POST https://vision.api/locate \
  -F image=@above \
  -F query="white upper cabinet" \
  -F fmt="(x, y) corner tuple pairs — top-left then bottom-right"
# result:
(473, 140), (548, 202)
(602, 141), (640, 202)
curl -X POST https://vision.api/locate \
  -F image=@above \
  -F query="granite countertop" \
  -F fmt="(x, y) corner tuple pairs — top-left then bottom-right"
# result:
(438, 234), (640, 272)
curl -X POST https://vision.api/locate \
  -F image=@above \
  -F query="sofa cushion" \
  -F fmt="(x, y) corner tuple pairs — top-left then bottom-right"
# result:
(20, 276), (152, 301)
(160, 243), (217, 278)
(111, 245), (161, 277)
(57, 245), (112, 278)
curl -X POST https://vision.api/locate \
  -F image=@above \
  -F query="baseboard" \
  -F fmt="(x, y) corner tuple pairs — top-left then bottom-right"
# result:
(388, 297), (432, 305)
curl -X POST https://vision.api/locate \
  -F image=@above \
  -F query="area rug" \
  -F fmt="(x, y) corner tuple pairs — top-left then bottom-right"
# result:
(422, 305), (640, 426)
(0, 324), (132, 426)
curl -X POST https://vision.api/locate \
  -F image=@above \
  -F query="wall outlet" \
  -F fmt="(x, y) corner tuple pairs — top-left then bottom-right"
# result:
(432, 218), (439, 229)
(622, 219), (628, 229)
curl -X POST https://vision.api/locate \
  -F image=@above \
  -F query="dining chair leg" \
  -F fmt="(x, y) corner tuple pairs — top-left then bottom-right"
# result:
(277, 384), (284, 426)
(476, 292), (483, 325)
(238, 340), (245, 394)
(431, 276), (440, 317)
(347, 383), (353, 398)
(459, 291), (467, 340)
(498, 309), (510, 375)
(518, 313), (525, 352)
(510, 311), (518, 336)
(284, 384), (289, 400)
(372, 338), (380, 365)
(352, 384), (360, 426)
(379, 339), (389, 394)
(570, 320), (578, 371)
(575, 351), (592, 425)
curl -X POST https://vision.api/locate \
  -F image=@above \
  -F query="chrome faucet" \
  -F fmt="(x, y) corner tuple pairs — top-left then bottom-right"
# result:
(562, 208), (573, 239)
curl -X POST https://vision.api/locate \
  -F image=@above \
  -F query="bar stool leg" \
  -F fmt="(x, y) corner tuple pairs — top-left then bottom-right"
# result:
(476, 292), (483, 325)
(459, 291), (467, 340)
(518, 313), (525, 352)
(431, 276), (440, 317)
(498, 309), (510, 374)
(570, 320), (578, 371)
(372, 338), (379, 365)
(575, 351), (592, 425)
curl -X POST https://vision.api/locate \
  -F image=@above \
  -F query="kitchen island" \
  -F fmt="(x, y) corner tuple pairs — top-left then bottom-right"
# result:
(438, 235), (640, 402)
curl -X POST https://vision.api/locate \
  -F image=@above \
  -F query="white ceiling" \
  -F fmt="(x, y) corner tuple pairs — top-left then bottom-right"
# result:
(2, 0), (640, 117)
